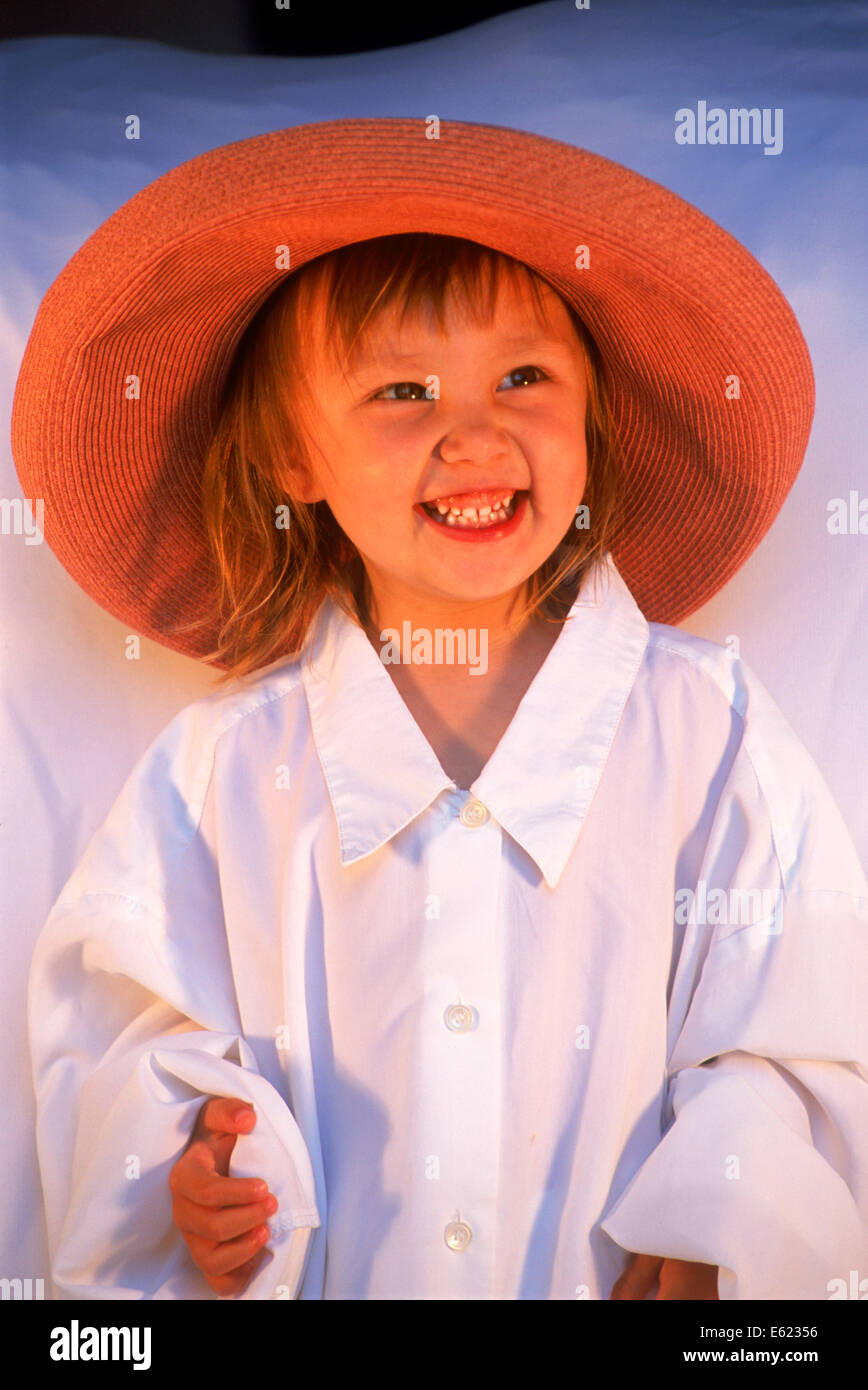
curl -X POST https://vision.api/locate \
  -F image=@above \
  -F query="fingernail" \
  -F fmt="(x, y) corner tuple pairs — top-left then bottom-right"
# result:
(233, 1106), (254, 1123)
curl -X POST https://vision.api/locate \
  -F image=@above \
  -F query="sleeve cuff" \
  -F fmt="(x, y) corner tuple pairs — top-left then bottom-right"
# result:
(52, 1031), (321, 1301)
(599, 1055), (868, 1299)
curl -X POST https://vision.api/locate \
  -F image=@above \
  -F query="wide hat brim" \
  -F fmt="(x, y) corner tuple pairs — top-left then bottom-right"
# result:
(11, 117), (814, 664)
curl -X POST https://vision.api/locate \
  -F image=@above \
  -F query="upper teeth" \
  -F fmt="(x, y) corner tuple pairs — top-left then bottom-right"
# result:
(430, 491), (515, 518)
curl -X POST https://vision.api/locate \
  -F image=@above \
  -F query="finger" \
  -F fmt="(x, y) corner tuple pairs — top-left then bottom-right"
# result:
(184, 1222), (272, 1280)
(173, 1191), (278, 1242)
(169, 1154), (272, 1208)
(656, 1259), (720, 1301)
(610, 1253), (664, 1300)
(206, 1250), (268, 1299)
(190, 1128), (241, 1178)
(193, 1096), (257, 1142)
(183, 1101), (257, 1181)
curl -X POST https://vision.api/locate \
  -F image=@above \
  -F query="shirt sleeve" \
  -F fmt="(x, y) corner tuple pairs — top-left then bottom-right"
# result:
(599, 661), (868, 1299)
(27, 703), (321, 1301)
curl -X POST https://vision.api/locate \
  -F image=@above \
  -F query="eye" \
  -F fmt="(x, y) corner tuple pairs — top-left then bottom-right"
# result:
(372, 381), (431, 402)
(498, 365), (548, 390)
(371, 365), (549, 402)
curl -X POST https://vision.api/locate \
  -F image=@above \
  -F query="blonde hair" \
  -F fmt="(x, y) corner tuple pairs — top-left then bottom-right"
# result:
(189, 233), (623, 682)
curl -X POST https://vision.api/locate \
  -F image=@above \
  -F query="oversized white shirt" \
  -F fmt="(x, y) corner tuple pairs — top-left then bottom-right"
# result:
(28, 551), (868, 1301)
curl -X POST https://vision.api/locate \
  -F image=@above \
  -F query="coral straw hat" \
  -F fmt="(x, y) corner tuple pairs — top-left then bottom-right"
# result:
(11, 117), (814, 664)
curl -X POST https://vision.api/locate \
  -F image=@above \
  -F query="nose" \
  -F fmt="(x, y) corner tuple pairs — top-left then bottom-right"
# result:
(436, 418), (511, 465)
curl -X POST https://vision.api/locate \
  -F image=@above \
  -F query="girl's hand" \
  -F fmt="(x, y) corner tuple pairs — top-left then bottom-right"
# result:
(610, 1252), (719, 1300)
(169, 1095), (278, 1297)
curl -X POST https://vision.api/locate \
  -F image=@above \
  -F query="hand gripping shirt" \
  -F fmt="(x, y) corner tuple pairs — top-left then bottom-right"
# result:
(28, 551), (868, 1300)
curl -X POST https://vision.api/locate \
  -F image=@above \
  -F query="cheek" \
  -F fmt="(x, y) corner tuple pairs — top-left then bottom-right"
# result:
(342, 419), (413, 485)
(344, 437), (422, 519)
(326, 486), (404, 554)
(537, 416), (588, 481)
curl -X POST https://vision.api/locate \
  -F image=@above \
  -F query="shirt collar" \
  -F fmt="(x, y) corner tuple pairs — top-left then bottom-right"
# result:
(300, 551), (649, 890)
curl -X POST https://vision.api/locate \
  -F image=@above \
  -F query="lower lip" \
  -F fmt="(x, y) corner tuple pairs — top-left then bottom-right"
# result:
(415, 492), (528, 542)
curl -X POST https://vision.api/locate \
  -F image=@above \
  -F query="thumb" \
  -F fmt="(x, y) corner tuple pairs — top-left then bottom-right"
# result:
(189, 1095), (257, 1174)
(610, 1253), (664, 1301)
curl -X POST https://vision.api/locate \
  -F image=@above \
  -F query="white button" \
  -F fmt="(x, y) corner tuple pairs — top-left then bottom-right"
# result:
(443, 1003), (476, 1033)
(444, 1220), (472, 1251)
(459, 798), (488, 827)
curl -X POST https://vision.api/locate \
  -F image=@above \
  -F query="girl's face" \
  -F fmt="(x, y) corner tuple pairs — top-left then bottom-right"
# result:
(286, 270), (589, 627)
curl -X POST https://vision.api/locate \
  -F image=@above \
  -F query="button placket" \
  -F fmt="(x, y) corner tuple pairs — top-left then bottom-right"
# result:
(415, 797), (501, 1296)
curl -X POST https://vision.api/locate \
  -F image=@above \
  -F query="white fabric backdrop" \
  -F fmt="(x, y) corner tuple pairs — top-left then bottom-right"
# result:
(2, 0), (866, 1290)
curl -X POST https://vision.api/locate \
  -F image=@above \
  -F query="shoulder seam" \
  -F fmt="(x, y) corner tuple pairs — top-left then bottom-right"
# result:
(646, 634), (799, 887)
(178, 670), (307, 876)
(56, 669), (307, 923)
(645, 632), (750, 720)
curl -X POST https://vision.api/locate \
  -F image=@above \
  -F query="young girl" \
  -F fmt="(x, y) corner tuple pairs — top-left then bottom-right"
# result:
(16, 118), (868, 1302)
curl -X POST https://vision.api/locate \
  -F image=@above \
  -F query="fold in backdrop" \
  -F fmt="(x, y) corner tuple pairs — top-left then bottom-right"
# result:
(1, 0), (866, 1288)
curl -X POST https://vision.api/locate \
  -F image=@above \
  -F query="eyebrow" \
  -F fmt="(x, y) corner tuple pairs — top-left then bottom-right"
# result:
(351, 334), (573, 368)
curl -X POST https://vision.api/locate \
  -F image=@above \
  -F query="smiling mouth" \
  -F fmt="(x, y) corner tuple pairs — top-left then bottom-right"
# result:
(420, 488), (523, 529)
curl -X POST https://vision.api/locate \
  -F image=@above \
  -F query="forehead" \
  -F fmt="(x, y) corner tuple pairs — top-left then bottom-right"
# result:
(298, 255), (579, 379)
(350, 273), (577, 366)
